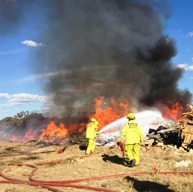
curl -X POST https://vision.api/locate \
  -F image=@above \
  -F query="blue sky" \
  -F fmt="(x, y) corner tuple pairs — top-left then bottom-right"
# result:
(0, 0), (193, 120)
(165, 1), (193, 93)
(0, 1), (48, 119)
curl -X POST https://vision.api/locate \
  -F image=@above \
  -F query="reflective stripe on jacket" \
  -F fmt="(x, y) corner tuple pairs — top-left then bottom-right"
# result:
(120, 120), (143, 144)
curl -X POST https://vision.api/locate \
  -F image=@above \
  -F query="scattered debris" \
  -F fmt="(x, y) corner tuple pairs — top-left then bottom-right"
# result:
(144, 104), (193, 154)
(175, 160), (191, 167)
(145, 125), (180, 147)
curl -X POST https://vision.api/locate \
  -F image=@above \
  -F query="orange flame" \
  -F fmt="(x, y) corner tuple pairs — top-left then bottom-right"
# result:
(157, 102), (184, 122)
(1, 97), (131, 143)
(91, 96), (129, 130)
(22, 129), (38, 143)
(38, 121), (69, 142)
(35, 96), (130, 142)
(4, 97), (186, 143)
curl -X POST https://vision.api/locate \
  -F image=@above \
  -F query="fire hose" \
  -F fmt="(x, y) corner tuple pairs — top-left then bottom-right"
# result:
(1, 161), (193, 192)
(0, 162), (115, 192)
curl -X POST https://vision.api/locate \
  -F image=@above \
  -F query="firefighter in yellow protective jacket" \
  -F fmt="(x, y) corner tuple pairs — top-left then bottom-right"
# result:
(85, 118), (99, 155)
(119, 113), (144, 167)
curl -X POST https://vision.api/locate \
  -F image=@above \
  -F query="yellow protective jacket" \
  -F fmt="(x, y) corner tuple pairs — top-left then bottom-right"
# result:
(86, 122), (98, 139)
(120, 120), (143, 144)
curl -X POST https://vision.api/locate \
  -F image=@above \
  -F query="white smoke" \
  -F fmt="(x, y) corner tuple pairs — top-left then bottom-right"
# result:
(96, 109), (165, 146)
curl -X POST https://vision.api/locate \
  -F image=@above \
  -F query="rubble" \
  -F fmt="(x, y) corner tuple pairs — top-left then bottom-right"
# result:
(179, 104), (193, 150)
(145, 125), (180, 147)
(145, 104), (193, 153)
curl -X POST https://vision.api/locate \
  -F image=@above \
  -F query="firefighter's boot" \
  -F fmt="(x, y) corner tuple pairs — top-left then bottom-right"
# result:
(129, 159), (136, 167)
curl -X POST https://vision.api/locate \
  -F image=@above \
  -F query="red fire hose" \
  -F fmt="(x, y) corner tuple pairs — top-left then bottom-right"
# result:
(1, 161), (193, 192)
(0, 162), (116, 192)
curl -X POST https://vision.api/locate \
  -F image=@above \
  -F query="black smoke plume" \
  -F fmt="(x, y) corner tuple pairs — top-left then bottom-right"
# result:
(35, 0), (192, 119)
(1, 0), (192, 121)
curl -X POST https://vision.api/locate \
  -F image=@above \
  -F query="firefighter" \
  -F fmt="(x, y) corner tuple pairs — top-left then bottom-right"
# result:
(85, 118), (99, 155)
(119, 113), (144, 167)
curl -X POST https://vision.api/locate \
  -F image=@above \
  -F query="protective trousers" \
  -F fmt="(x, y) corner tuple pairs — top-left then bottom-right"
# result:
(124, 143), (141, 165)
(86, 138), (95, 155)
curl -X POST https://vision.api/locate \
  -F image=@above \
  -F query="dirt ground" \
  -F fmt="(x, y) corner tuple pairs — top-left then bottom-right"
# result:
(0, 140), (193, 192)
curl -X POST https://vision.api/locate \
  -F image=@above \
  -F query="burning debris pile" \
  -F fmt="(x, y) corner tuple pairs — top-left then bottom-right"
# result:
(145, 104), (193, 152)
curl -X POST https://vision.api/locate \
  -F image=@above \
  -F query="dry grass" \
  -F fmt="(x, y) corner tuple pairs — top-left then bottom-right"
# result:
(0, 140), (193, 192)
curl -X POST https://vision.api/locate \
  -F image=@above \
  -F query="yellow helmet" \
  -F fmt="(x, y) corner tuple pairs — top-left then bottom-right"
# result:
(127, 113), (135, 119)
(90, 118), (97, 122)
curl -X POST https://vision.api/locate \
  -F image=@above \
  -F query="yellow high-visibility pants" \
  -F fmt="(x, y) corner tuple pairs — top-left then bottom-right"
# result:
(124, 143), (141, 165)
(86, 138), (96, 155)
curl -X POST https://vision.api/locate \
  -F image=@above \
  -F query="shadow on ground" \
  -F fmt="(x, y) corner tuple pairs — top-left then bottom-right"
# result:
(102, 154), (128, 166)
(79, 145), (87, 150)
(125, 176), (175, 192)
